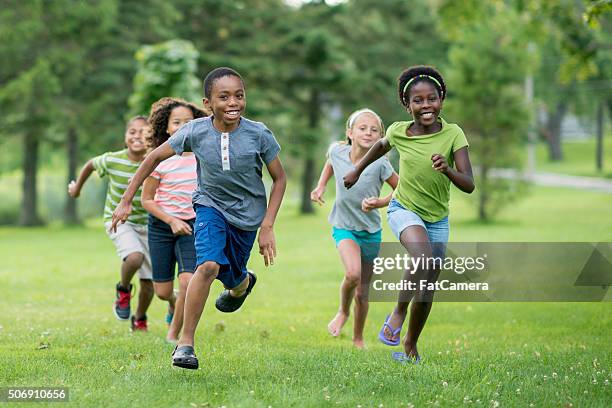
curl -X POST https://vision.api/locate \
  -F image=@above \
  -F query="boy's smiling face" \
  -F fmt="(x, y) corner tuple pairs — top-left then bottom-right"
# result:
(124, 119), (148, 154)
(204, 75), (246, 132)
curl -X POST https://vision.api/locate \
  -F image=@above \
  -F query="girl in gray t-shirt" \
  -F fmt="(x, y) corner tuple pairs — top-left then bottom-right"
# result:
(310, 108), (398, 349)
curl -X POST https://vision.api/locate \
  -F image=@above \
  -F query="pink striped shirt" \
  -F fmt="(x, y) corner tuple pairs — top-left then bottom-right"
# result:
(151, 154), (197, 220)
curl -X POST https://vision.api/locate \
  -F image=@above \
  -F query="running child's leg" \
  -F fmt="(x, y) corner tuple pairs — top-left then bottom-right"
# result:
(169, 272), (193, 340)
(352, 258), (373, 348)
(177, 261), (219, 347)
(399, 226), (438, 359)
(120, 252), (143, 288)
(328, 239), (361, 337)
(135, 278), (154, 320)
(154, 281), (177, 339)
(382, 226), (432, 343)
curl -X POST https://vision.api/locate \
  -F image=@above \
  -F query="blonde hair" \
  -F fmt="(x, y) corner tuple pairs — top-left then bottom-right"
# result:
(345, 108), (385, 145)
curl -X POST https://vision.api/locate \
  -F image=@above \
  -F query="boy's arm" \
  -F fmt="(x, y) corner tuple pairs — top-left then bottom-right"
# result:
(310, 161), (333, 206)
(68, 160), (95, 198)
(142, 176), (192, 235)
(344, 138), (392, 189)
(110, 142), (175, 231)
(259, 156), (287, 267)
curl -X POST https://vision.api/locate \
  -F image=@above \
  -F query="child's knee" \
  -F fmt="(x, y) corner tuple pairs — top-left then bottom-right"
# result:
(196, 262), (219, 281)
(345, 272), (360, 287)
(354, 285), (369, 303)
(124, 252), (144, 268)
(154, 283), (173, 300)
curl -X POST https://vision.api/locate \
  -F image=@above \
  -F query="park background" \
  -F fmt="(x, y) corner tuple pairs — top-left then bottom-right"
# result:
(0, 0), (610, 407)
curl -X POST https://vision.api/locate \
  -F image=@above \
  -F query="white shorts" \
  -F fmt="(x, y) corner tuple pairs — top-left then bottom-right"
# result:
(104, 221), (152, 280)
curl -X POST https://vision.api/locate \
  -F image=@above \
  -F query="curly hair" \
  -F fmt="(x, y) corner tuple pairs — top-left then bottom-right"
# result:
(398, 65), (446, 107)
(147, 97), (207, 148)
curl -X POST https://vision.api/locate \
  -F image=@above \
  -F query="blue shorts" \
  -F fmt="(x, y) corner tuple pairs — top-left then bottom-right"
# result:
(148, 214), (196, 282)
(387, 198), (449, 258)
(194, 205), (257, 289)
(332, 227), (382, 261)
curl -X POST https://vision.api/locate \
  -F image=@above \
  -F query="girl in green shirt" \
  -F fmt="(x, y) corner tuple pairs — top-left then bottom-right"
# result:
(344, 66), (475, 363)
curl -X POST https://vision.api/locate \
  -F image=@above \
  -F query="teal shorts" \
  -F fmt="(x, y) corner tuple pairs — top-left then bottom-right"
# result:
(332, 227), (382, 261)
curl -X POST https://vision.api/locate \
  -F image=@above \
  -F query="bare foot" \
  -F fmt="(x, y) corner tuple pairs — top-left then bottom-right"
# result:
(404, 342), (419, 360)
(353, 338), (366, 349)
(327, 311), (349, 337)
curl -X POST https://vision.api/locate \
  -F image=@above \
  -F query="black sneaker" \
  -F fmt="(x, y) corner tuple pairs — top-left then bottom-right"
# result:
(215, 271), (257, 313)
(114, 283), (132, 320)
(172, 345), (198, 369)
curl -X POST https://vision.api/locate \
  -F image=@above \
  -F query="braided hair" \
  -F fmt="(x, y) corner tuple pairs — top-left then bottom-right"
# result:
(398, 65), (446, 107)
(147, 97), (207, 148)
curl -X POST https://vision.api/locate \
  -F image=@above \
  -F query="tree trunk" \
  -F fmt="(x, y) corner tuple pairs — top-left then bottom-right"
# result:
(595, 100), (604, 173)
(545, 101), (566, 161)
(19, 131), (43, 226)
(300, 88), (320, 214)
(478, 164), (488, 222)
(64, 126), (81, 224)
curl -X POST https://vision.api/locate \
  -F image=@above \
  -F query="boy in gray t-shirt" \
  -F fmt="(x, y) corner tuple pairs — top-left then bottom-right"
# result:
(111, 67), (287, 369)
(310, 108), (398, 349)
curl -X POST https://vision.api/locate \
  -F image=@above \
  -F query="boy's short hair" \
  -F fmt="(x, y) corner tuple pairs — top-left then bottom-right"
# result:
(203, 67), (244, 99)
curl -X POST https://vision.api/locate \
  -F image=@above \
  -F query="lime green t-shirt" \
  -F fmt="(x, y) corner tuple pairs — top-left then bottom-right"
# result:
(386, 118), (469, 222)
(91, 149), (148, 224)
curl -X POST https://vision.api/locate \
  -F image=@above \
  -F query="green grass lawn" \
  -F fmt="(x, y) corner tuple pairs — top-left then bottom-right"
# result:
(1, 186), (611, 407)
(535, 134), (612, 179)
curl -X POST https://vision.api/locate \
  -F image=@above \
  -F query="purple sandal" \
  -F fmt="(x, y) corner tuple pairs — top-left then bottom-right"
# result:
(378, 314), (402, 346)
(392, 351), (421, 364)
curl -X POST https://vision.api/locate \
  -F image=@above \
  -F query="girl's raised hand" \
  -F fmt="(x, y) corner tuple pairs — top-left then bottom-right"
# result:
(310, 186), (326, 206)
(431, 153), (449, 174)
(67, 180), (80, 198)
(361, 197), (379, 212)
(343, 170), (360, 189)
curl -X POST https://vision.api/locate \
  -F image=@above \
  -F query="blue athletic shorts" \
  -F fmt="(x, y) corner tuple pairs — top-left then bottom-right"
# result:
(332, 227), (382, 261)
(194, 205), (257, 289)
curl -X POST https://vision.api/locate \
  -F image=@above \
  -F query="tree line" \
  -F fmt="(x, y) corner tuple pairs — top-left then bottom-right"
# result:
(0, 0), (609, 225)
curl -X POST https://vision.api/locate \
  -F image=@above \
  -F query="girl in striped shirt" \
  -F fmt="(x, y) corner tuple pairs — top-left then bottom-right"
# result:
(142, 98), (206, 343)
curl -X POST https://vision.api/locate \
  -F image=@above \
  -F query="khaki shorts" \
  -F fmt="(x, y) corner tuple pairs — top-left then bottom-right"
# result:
(104, 221), (152, 280)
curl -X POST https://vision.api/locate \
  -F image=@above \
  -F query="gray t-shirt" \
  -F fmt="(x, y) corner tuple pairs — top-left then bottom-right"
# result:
(168, 116), (281, 231)
(328, 142), (395, 233)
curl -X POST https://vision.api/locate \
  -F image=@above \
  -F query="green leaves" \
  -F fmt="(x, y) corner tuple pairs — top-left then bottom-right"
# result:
(128, 40), (201, 117)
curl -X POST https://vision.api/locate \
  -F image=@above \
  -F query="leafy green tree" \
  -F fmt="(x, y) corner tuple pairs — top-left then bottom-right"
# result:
(445, 10), (531, 221)
(128, 40), (201, 116)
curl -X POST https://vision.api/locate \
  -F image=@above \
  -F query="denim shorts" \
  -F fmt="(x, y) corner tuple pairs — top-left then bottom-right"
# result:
(332, 227), (382, 261)
(147, 215), (196, 282)
(387, 199), (449, 258)
(194, 204), (257, 289)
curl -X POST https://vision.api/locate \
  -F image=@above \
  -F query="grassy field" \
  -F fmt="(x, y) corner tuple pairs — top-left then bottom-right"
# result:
(535, 134), (612, 179)
(1, 186), (611, 407)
